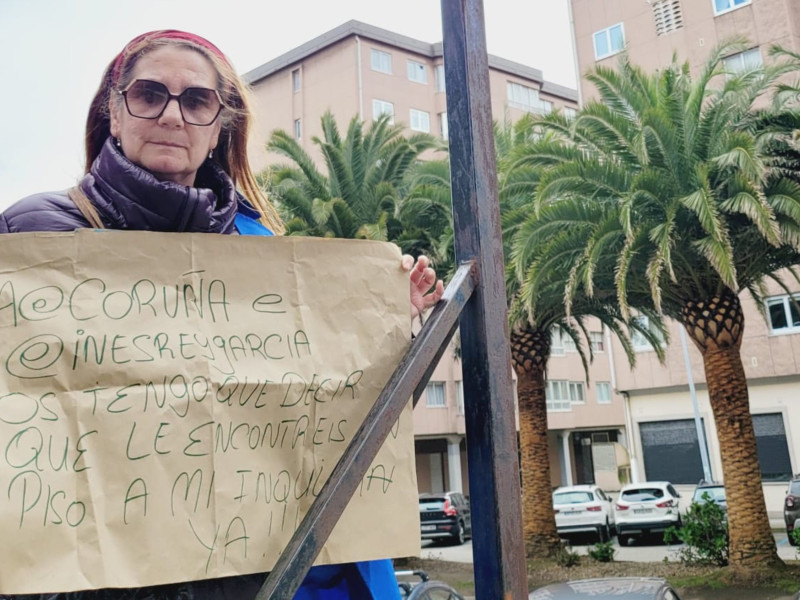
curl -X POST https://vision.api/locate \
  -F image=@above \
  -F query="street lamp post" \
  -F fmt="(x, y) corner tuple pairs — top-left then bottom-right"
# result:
(679, 326), (713, 483)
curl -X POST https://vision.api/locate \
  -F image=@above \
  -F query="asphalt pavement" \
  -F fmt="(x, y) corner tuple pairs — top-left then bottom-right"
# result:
(420, 531), (798, 564)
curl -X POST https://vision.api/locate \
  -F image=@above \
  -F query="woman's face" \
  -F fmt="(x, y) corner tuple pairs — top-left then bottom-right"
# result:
(110, 46), (222, 187)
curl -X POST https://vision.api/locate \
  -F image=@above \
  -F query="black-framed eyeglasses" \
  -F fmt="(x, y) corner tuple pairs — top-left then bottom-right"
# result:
(118, 79), (223, 126)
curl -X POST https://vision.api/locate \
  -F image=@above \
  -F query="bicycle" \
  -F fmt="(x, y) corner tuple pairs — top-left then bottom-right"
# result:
(395, 569), (466, 599)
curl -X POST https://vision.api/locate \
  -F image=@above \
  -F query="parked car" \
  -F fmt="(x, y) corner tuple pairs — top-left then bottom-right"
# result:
(529, 577), (681, 599)
(552, 484), (615, 542)
(419, 491), (472, 545)
(614, 482), (682, 546)
(691, 481), (727, 519)
(784, 474), (800, 546)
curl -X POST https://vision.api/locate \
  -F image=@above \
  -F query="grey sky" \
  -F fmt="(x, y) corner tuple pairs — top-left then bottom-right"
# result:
(0, 0), (576, 210)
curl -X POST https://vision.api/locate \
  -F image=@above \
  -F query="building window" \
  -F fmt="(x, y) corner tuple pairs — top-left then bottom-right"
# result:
(754, 413), (793, 481)
(550, 328), (565, 356)
(713, 0), (750, 16)
(564, 107), (577, 120)
(439, 112), (448, 141)
(723, 48), (763, 74)
(552, 327), (577, 353)
(291, 69), (301, 92)
(652, 0), (684, 36)
(596, 382), (611, 404)
(407, 60), (427, 84)
(540, 100), (553, 114)
(631, 316), (663, 351)
(434, 64), (446, 92)
(593, 23), (625, 60)
(589, 331), (605, 353)
(569, 382), (585, 404)
(546, 380), (584, 412)
(766, 295), (800, 333)
(426, 382), (446, 407)
(562, 334), (577, 353)
(371, 49), (392, 74)
(410, 108), (430, 133)
(640, 419), (709, 484)
(372, 99), (395, 124)
(456, 380), (464, 415)
(546, 380), (571, 412)
(293, 118), (301, 140)
(507, 82), (547, 113)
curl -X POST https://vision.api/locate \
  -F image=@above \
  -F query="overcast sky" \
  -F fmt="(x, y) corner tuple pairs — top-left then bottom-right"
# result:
(0, 0), (576, 211)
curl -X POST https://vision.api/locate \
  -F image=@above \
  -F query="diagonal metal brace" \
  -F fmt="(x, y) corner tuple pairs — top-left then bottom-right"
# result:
(255, 261), (477, 600)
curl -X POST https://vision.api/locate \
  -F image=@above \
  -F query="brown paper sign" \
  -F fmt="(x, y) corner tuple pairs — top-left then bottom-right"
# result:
(0, 230), (419, 594)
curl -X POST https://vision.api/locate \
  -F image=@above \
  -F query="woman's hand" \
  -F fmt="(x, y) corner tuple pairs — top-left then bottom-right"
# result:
(402, 255), (444, 319)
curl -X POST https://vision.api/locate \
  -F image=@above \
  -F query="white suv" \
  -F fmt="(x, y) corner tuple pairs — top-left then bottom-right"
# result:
(553, 484), (616, 542)
(614, 482), (682, 546)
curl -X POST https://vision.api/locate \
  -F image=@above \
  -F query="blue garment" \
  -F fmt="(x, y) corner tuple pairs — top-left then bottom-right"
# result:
(235, 207), (400, 600)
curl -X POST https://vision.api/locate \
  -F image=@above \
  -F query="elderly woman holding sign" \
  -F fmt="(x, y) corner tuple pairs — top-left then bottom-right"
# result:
(0, 30), (442, 600)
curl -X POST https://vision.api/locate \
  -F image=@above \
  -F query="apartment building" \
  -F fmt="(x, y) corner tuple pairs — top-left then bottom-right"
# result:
(570, 0), (800, 102)
(413, 321), (632, 497)
(242, 21), (600, 496)
(243, 20), (578, 174)
(570, 0), (800, 516)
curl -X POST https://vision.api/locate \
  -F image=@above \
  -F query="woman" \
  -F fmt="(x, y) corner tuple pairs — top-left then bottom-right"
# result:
(0, 30), (442, 599)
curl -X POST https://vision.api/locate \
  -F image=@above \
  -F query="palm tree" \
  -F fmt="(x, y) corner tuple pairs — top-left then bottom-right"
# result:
(500, 116), (665, 558)
(524, 46), (800, 566)
(263, 111), (450, 260)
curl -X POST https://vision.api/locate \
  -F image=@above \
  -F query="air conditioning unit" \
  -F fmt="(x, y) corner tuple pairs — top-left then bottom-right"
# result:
(591, 432), (610, 443)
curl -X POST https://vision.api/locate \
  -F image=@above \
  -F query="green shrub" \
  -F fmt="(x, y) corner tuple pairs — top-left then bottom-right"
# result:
(588, 540), (615, 562)
(554, 545), (581, 567)
(792, 528), (800, 555)
(664, 494), (728, 566)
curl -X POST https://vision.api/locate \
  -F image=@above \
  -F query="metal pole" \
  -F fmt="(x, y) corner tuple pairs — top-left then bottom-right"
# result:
(255, 265), (476, 599)
(679, 326), (713, 482)
(441, 1), (527, 598)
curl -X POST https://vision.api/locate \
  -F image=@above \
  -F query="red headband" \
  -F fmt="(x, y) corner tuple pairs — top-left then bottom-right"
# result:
(111, 29), (230, 84)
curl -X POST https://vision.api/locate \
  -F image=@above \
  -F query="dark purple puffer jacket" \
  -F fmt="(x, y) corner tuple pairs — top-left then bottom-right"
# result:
(0, 137), (239, 234)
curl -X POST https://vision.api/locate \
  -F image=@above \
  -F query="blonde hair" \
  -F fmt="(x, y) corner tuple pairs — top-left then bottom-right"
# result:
(85, 34), (284, 234)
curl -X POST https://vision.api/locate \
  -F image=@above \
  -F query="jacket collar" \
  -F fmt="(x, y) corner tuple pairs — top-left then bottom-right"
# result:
(85, 138), (238, 233)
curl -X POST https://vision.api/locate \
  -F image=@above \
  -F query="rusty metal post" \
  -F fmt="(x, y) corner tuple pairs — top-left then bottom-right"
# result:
(440, 1), (528, 598)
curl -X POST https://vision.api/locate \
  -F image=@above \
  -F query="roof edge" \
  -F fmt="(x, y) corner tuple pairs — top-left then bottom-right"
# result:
(243, 19), (577, 100)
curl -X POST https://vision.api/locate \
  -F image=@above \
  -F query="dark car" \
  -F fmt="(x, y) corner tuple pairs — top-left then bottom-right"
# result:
(691, 481), (727, 518)
(529, 577), (681, 599)
(419, 491), (472, 545)
(784, 474), (800, 546)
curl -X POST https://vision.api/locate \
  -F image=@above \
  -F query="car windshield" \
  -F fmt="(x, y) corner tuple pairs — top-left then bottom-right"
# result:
(553, 491), (593, 504)
(790, 480), (800, 495)
(694, 487), (725, 502)
(621, 487), (664, 501)
(419, 498), (446, 510)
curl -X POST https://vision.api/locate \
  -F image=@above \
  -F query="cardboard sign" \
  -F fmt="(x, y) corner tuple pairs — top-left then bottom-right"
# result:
(0, 230), (418, 593)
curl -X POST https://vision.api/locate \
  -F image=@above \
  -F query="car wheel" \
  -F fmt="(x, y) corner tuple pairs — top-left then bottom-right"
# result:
(617, 533), (631, 547)
(451, 521), (465, 545)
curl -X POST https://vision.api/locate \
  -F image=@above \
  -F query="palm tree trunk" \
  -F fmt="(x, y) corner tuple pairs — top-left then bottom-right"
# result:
(682, 291), (781, 567)
(511, 328), (562, 558)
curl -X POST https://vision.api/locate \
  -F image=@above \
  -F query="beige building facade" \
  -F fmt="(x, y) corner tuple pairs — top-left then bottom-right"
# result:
(570, 0), (800, 102)
(240, 14), (800, 517)
(242, 21), (596, 498)
(570, 0), (800, 518)
(243, 20), (578, 173)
